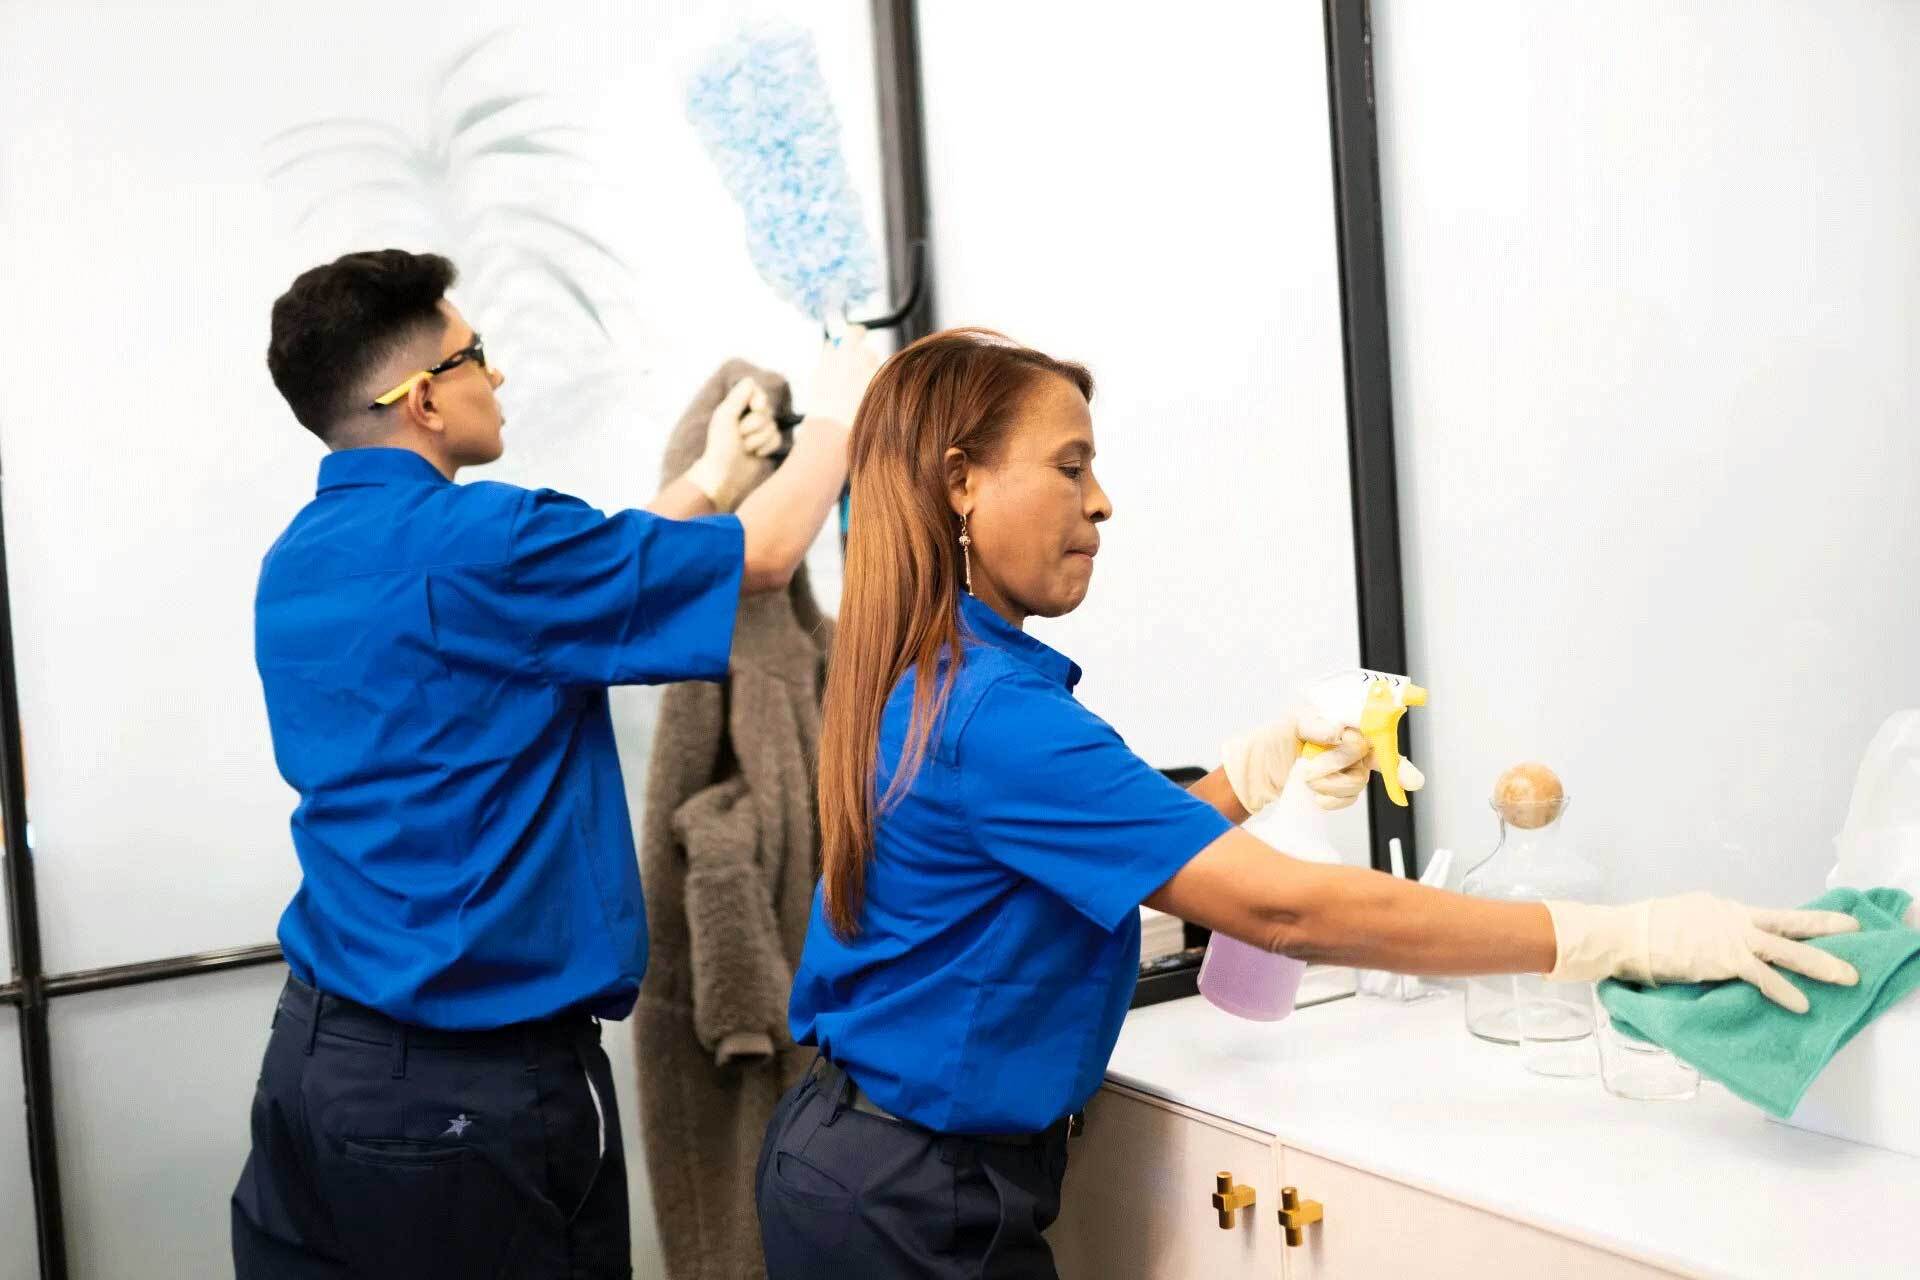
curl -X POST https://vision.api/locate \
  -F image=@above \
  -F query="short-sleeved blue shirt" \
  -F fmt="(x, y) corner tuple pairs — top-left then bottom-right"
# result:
(256, 448), (743, 1029)
(788, 593), (1232, 1133)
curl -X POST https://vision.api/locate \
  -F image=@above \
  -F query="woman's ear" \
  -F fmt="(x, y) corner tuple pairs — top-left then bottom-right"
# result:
(943, 446), (972, 516)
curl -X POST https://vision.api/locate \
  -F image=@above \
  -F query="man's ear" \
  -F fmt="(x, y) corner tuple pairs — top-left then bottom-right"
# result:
(944, 446), (972, 516)
(401, 377), (443, 435)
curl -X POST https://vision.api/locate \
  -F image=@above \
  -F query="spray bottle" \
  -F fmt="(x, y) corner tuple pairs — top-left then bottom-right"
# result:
(1196, 670), (1428, 1021)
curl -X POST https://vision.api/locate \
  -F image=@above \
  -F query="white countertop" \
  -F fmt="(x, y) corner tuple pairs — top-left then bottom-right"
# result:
(1107, 990), (1920, 1280)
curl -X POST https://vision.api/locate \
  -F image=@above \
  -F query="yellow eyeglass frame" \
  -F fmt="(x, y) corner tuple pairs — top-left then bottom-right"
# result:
(368, 335), (487, 410)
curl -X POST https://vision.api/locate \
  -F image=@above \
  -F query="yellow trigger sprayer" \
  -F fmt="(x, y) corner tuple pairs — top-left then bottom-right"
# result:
(1298, 670), (1427, 806)
(1198, 669), (1427, 1021)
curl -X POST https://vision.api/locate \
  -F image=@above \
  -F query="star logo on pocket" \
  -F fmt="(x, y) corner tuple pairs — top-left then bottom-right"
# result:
(441, 1114), (473, 1138)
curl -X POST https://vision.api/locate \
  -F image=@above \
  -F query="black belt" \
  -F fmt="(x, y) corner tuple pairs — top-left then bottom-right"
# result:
(809, 1058), (1084, 1147)
(276, 975), (594, 1056)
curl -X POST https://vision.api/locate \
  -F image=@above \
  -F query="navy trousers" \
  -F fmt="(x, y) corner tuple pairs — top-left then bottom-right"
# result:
(231, 976), (629, 1279)
(756, 1063), (1070, 1279)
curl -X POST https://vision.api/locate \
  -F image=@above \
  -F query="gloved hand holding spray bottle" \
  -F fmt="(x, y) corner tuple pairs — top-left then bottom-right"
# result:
(1198, 670), (1428, 1021)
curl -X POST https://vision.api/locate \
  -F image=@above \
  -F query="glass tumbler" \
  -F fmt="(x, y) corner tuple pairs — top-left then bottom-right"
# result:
(1592, 985), (1699, 1101)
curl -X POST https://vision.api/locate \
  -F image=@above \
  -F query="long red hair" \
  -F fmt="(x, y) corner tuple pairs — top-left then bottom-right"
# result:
(818, 328), (1095, 938)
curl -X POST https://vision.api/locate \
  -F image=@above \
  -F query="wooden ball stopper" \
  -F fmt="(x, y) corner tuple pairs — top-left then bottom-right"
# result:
(1493, 762), (1565, 828)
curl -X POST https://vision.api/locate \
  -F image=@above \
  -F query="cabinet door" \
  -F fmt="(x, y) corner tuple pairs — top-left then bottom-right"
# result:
(1276, 1147), (1679, 1279)
(1050, 1085), (1285, 1279)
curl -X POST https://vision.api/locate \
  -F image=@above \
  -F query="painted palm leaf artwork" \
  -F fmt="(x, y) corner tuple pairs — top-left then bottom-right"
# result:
(265, 30), (629, 431)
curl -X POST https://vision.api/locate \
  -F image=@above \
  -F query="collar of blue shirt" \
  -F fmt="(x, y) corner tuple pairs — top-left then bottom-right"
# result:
(316, 447), (452, 494)
(957, 592), (1082, 690)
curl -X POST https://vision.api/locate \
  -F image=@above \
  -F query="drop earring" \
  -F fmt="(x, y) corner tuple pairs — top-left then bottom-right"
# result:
(958, 512), (974, 595)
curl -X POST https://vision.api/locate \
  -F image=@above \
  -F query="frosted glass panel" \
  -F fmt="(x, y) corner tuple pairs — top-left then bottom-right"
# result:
(50, 966), (283, 1278)
(50, 968), (672, 1277)
(0, 1008), (35, 1280)
(917, 2), (1367, 853)
(0, 0), (881, 971)
(1375, 0), (1920, 902)
(49, 964), (673, 1279)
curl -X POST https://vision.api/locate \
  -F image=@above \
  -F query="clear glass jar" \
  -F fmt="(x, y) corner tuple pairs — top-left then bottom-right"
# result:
(1515, 975), (1597, 1077)
(1460, 797), (1602, 1045)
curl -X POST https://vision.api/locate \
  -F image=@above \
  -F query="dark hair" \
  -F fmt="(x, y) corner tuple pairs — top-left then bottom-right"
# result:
(818, 328), (1094, 938)
(266, 249), (457, 441)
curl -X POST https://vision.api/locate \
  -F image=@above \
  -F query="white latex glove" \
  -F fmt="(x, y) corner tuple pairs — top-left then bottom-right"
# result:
(1544, 893), (1861, 1013)
(1223, 713), (1364, 815)
(807, 324), (881, 430)
(686, 377), (781, 511)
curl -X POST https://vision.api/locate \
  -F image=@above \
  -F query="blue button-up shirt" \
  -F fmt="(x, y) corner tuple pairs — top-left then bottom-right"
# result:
(789, 594), (1232, 1133)
(256, 448), (743, 1029)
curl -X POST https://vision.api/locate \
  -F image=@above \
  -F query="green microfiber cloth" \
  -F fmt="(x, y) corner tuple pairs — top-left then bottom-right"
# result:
(1597, 887), (1920, 1118)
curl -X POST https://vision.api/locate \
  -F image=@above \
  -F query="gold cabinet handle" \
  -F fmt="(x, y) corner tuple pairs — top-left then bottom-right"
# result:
(1210, 1170), (1257, 1229)
(1278, 1186), (1324, 1246)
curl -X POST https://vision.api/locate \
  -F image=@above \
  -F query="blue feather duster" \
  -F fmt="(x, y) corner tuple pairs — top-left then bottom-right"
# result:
(686, 23), (882, 325)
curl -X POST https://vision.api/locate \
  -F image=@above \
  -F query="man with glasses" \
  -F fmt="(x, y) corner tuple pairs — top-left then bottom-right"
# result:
(232, 248), (874, 1277)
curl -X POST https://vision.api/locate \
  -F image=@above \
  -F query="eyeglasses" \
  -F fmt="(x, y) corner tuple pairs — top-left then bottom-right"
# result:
(368, 335), (488, 410)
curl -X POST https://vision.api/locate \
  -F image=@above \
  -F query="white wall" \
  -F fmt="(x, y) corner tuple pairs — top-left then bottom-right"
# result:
(1374, 0), (1920, 903)
(917, 0), (1372, 859)
(0, 3), (886, 1274)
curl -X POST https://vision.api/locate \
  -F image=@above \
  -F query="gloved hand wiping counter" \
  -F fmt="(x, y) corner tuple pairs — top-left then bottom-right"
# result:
(1545, 895), (1860, 1014)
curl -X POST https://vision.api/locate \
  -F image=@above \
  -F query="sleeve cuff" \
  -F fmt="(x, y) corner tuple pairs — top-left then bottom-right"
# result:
(1082, 805), (1234, 933)
(643, 512), (744, 683)
(715, 1031), (776, 1066)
